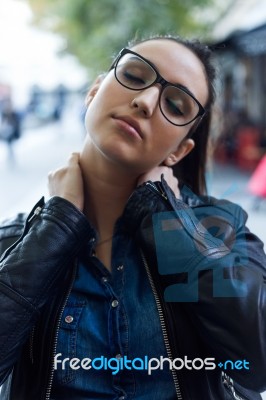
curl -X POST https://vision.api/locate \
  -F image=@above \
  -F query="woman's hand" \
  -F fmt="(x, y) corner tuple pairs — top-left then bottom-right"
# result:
(137, 166), (180, 198)
(48, 152), (84, 211)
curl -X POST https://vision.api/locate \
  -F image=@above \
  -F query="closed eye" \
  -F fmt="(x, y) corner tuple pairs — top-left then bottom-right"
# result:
(165, 98), (184, 116)
(122, 71), (146, 86)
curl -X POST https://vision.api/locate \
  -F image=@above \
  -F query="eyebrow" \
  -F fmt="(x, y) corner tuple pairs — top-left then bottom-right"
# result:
(175, 83), (195, 99)
(136, 53), (197, 99)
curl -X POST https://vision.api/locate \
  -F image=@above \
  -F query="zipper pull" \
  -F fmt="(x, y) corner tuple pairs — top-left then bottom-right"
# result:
(156, 181), (168, 200)
(0, 198), (45, 263)
(145, 181), (168, 201)
(26, 197), (45, 225)
(222, 372), (245, 400)
(27, 206), (42, 223)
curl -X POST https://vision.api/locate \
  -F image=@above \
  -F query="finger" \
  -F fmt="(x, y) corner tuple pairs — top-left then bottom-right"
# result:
(48, 165), (66, 178)
(68, 152), (80, 165)
(48, 170), (56, 180)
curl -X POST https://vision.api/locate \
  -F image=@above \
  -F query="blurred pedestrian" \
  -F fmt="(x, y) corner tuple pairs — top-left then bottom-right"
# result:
(53, 84), (68, 120)
(0, 98), (21, 162)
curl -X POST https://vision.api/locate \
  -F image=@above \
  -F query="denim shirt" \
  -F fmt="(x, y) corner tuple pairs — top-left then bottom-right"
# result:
(51, 220), (176, 400)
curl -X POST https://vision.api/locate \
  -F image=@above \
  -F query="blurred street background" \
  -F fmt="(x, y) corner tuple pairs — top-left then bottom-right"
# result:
(0, 0), (266, 397)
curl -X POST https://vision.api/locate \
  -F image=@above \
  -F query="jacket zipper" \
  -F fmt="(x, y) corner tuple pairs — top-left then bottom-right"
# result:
(44, 261), (78, 400)
(141, 251), (183, 400)
(222, 372), (246, 400)
(27, 206), (42, 223)
(145, 181), (168, 201)
(29, 326), (35, 364)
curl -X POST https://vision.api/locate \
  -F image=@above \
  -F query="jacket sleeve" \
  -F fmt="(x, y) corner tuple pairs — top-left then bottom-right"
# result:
(172, 198), (266, 392)
(129, 180), (266, 392)
(187, 203), (266, 391)
(0, 196), (94, 384)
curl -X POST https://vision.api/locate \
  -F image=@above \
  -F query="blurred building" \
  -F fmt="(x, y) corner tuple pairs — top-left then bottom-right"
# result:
(211, 0), (266, 170)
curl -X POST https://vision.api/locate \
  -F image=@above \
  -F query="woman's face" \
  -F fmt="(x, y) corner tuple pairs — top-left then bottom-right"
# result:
(84, 39), (209, 175)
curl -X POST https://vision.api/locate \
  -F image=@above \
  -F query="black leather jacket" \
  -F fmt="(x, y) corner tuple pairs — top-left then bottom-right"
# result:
(0, 180), (265, 400)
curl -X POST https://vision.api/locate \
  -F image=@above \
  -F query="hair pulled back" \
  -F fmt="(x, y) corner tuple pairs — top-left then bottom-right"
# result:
(128, 35), (217, 195)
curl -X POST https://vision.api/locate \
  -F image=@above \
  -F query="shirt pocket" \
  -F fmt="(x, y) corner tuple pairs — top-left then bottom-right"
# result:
(54, 302), (85, 384)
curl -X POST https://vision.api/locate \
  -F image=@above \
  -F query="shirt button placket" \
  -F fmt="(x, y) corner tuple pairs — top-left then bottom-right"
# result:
(65, 315), (74, 324)
(111, 299), (119, 308)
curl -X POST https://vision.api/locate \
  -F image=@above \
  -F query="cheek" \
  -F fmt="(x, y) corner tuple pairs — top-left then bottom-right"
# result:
(152, 123), (189, 152)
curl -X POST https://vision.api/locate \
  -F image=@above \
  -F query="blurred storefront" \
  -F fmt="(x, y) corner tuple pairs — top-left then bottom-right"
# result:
(211, 0), (266, 171)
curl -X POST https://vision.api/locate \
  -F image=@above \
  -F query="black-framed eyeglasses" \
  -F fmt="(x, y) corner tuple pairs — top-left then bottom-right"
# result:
(110, 48), (205, 127)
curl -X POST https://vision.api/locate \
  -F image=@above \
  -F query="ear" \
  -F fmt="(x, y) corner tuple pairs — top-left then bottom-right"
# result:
(163, 139), (195, 167)
(85, 74), (105, 107)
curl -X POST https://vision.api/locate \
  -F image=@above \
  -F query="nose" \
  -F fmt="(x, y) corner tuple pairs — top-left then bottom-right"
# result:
(130, 85), (160, 118)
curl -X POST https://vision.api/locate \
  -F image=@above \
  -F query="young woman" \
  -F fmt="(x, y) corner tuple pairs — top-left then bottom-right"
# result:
(0, 36), (265, 400)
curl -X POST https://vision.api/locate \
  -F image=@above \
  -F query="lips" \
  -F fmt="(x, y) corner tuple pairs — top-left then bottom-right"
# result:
(112, 115), (143, 139)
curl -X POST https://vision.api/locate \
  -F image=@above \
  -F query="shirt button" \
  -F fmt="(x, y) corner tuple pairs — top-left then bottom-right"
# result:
(65, 315), (74, 324)
(119, 396), (125, 400)
(116, 353), (122, 359)
(111, 300), (119, 308)
(101, 276), (108, 283)
(117, 265), (124, 271)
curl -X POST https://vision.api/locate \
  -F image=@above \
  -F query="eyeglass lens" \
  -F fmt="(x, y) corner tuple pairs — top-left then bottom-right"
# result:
(115, 52), (200, 126)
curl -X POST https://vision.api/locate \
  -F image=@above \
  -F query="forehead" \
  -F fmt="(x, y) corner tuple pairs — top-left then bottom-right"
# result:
(131, 39), (209, 105)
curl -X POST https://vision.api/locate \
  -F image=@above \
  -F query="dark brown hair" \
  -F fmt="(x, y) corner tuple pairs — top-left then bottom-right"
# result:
(128, 35), (217, 195)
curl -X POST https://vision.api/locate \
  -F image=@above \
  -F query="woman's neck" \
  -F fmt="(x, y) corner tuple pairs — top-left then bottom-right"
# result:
(80, 144), (138, 240)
